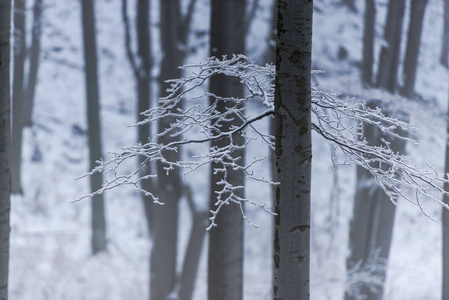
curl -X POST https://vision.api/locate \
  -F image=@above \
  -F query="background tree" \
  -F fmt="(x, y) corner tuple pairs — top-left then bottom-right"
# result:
(442, 0), (449, 67)
(361, 0), (375, 86)
(23, 0), (43, 127)
(0, 0), (11, 298)
(80, 0), (107, 254)
(11, 0), (26, 194)
(376, 0), (406, 92)
(401, 0), (428, 98)
(208, 1), (246, 299)
(273, 0), (313, 299)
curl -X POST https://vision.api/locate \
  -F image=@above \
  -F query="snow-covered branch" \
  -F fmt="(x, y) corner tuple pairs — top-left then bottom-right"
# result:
(80, 55), (449, 227)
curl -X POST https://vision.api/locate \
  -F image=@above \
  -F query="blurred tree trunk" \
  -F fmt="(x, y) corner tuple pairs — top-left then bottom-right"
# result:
(443, 93), (449, 300)
(441, 0), (449, 67)
(121, 0), (155, 237)
(361, 0), (375, 86)
(0, 1), (12, 298)
(11, 0), (26, 194)
(151, 1), (183, 299)
(401, 0), (427, 99)
(80, 0), (107, 254)
(376, 0), (405, 93)
(345, 101), (406, 300)
(208, 1), (246, 300)
(273, 0), (313, 299)
(23, 0), (43, 127)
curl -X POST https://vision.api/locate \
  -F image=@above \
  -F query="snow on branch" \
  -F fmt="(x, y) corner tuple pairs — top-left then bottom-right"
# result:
(79, 54), (449, 227)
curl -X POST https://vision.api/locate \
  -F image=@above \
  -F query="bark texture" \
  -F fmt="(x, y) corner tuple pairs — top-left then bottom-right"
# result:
(401, 0), (427, 99)
(0, 1), (11, 298)
(208, 1), (246, 300)
(80, 0), (107, 254)
(442, 0), (449, 67)
(376, 0), (406, 93)
(345, 101), (406, 300)
(273, 1), (313, 299)
(11, 0), (26, 194)
(23, 0), (43, 127)
(361, 0), (375, 86)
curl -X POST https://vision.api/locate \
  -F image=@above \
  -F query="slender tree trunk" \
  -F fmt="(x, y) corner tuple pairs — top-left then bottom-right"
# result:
(376, 0), (406, 93)
(151, 1), (183, 299)
(361, 0), (375, 86)
(0, 1), (12, 298)
(441, 0), (449, 67)
(442, 94), (449, 300)
(23, 0), (43, 127)
(345, 101), (406, 300)
(273, 1), (313, 299)
(208, 1), (246, 300)
(136, 0), (154, 238)
(401, 0), (428, 99)
(11, 0), (26, 194)
(80, 0), (107, 254)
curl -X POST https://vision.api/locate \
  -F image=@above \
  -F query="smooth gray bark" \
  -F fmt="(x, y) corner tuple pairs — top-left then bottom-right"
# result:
(121, 0), (154, 237)
(0, 1), (11, 298)
(345, 101), (406, 300)
(11, 0), (26, 194)
(179, 186), (208, 300)
(401, 0), (427, 99)
(442, 0), (449, 67)
(151, 1), (183, 299)
(80, 0), (107, 254)
(443, 91), (449, 300)
(208, 1), (246, 300)
(376, 0), (406, 93)
(273, 1), (313, 299)
(23, 0), (43, 127)
(361, 0), (375, 86)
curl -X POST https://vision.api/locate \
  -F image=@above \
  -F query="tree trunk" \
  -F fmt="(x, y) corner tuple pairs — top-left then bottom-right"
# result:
(11, 0), (26, 194)
(151, 1), (183, 299)
(273, 1), (313, 299)
(376, 0), (406, 93)
(361, 0), (375, 86)
(441, 0), (449, 67)
(208, 2), (246, 300)
(136, 0), (155, 239)
(442, 92), (449, 300)
(23, 0), (43, 127)
(401, 0), (428, 99)
(345, 101), (406, 300)
(80, 0), (107, 254)
(0, 1), (12, 298)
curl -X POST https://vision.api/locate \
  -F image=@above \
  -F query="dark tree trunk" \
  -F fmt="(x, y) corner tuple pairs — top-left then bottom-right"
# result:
(441, 0), (449, 67)
(376, 0), (406, 93)
(345, 101), (406, 300)
(23, 0), (43, 127)
(401, 0), (428, 99)
(443, 92), (449, 300)
(11, 0), (26, 194)
(208, 1), (246, 299)
(361, 0), (375, 86)
(273, 0), (313, 299)
(80, 0), (107, 254)
(151, 1), (183, 299)
(0, 1), (12, 298)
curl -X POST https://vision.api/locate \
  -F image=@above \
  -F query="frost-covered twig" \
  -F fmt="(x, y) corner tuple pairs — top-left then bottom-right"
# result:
(80, 55), (449, 227)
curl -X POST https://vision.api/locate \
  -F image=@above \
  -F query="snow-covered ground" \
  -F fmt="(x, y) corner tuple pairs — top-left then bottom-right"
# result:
(9, 0), (449, 299)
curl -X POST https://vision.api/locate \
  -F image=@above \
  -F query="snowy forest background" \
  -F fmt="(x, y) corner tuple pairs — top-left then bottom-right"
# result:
(6, 0), (449, 299)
